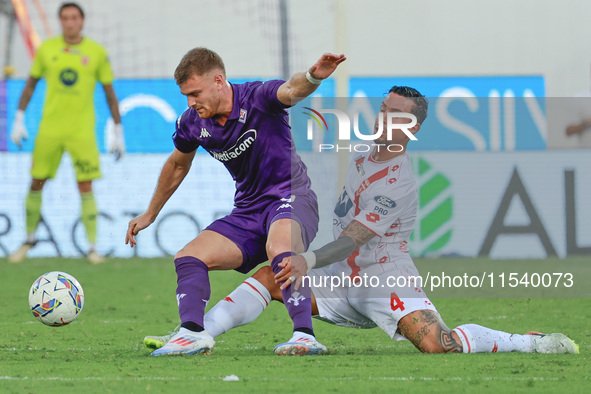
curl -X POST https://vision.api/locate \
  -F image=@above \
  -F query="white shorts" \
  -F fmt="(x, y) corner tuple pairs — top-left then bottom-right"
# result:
(310, 253), (438, 340)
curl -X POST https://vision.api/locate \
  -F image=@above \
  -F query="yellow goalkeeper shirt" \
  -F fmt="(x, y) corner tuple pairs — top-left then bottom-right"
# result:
(30, 36), (113, 136)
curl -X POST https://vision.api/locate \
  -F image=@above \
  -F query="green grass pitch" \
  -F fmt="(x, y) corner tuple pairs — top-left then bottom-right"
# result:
(1, 257), (589, 392)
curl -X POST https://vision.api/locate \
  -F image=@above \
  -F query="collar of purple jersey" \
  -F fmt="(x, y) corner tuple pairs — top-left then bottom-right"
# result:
(226, 82), (241, 121)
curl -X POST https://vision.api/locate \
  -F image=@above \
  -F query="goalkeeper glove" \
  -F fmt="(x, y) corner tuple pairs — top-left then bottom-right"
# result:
(106, 120), (126, 160)
(10, 110), (28, 148)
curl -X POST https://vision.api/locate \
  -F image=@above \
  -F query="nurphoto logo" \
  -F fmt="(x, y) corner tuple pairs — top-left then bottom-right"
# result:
(303, 107), (418, 152)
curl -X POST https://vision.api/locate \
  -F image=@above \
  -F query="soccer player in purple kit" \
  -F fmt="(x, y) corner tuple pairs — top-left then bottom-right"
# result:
(125, 47), (346, 356)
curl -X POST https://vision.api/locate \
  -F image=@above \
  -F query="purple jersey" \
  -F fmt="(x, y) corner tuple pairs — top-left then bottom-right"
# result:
(173, 80), (312, 208)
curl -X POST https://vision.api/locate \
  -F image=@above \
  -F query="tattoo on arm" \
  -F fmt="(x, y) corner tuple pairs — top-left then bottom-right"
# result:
(312, 220), (376, 268)
(313, 236), (357, 268)
(339, 220), (377, 248)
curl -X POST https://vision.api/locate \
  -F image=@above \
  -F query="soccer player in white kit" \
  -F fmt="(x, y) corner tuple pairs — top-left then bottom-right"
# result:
(145, 86), (578, 355)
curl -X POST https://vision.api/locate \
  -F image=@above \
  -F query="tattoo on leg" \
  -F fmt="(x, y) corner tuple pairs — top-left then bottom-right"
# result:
(414, 324), (431, 348)
(419, 310), (439, 326)
(440, 330), (462, 353)
(400, 310), (459, 353)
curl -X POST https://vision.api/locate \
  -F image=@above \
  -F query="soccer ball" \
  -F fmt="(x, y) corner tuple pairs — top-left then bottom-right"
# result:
(28, 271), (85, 326)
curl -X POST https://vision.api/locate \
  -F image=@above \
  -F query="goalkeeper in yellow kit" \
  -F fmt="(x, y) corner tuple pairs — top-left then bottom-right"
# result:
(9, 2), (124, 264)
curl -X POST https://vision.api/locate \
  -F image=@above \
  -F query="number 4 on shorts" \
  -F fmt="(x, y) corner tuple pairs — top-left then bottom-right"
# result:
(390, 292), (405, 312)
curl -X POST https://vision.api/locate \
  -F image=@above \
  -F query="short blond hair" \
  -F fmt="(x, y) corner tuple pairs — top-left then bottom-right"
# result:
(174, 47), (226, 85)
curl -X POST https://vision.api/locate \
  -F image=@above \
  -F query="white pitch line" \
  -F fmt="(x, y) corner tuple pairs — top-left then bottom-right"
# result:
(97, 320), (138, 323)
(0, 376), (182, 381)
(1, 375), (585, 382)
(371, 376), (563, 382)
(0, 320), (137, 325)
(1, 347), (92, 351)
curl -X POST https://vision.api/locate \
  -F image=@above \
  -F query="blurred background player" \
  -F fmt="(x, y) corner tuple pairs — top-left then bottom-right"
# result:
(145, 86), (578, 356)
(126, 48), (345, 356)
(565, 67), (591, 147)
(8, 2), (125, 264)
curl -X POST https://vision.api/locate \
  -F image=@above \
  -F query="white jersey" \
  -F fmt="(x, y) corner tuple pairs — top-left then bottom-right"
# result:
(313, 151), (435, 339)
(332, 151), (417, 273)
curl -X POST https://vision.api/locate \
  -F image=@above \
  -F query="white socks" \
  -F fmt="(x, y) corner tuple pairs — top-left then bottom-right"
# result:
(203, 278), (271, 338)
(176, 327), (208, 337)
(289, 331), (316, 342)
(453, 324), (533, 353)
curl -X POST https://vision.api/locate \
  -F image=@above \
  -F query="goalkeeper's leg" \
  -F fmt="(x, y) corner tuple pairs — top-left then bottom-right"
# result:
(71, 136), (103, 264)
(11, 131), (64, 263)
(78, 181), (103, 264)
(8, 179), (46, 263)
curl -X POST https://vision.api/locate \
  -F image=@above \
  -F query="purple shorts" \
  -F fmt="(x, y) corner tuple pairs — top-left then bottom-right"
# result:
(206, 192), (319, 274)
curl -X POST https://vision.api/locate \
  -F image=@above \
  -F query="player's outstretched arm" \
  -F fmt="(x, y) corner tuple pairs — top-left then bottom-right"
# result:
(125, 148), (196, 247)
(276, 53), (346, 106)
(275, 220), (376, 289)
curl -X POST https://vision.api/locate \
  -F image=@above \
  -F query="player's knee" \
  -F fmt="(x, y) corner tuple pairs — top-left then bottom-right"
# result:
(265, 242), (289, 263)
(265, 233), (305, 260)
(30, 178), (47, 191)
(174, 250), (185, 260)
(77, 181), (93, 194)
(174, 248), (205, 264)
(252, 266), (282, 301)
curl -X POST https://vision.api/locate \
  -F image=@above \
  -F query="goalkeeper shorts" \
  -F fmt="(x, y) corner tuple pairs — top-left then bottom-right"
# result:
(31, 130), (101, 181)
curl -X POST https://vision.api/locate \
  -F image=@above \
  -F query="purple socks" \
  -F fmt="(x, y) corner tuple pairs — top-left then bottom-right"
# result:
(271, 251), (314, 335)
(174, 256), (210, 330)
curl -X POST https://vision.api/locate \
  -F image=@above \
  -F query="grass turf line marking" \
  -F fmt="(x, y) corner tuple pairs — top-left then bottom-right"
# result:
(1, 347), (93, 351)
(371, 377), (562, 382)
(2, 376), (584, 382)
(0, 320), (137, 325)
(0, 376), (180, 381)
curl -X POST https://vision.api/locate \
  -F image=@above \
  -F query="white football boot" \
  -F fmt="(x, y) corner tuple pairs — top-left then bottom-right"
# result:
(143, 325), (180, 350)
(8, 241), (36, 263)
(527, 332), (579, 354)
(274, 332), (328, 356)
(87, 250), (105, 265)
(151, 328), (215, 356)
